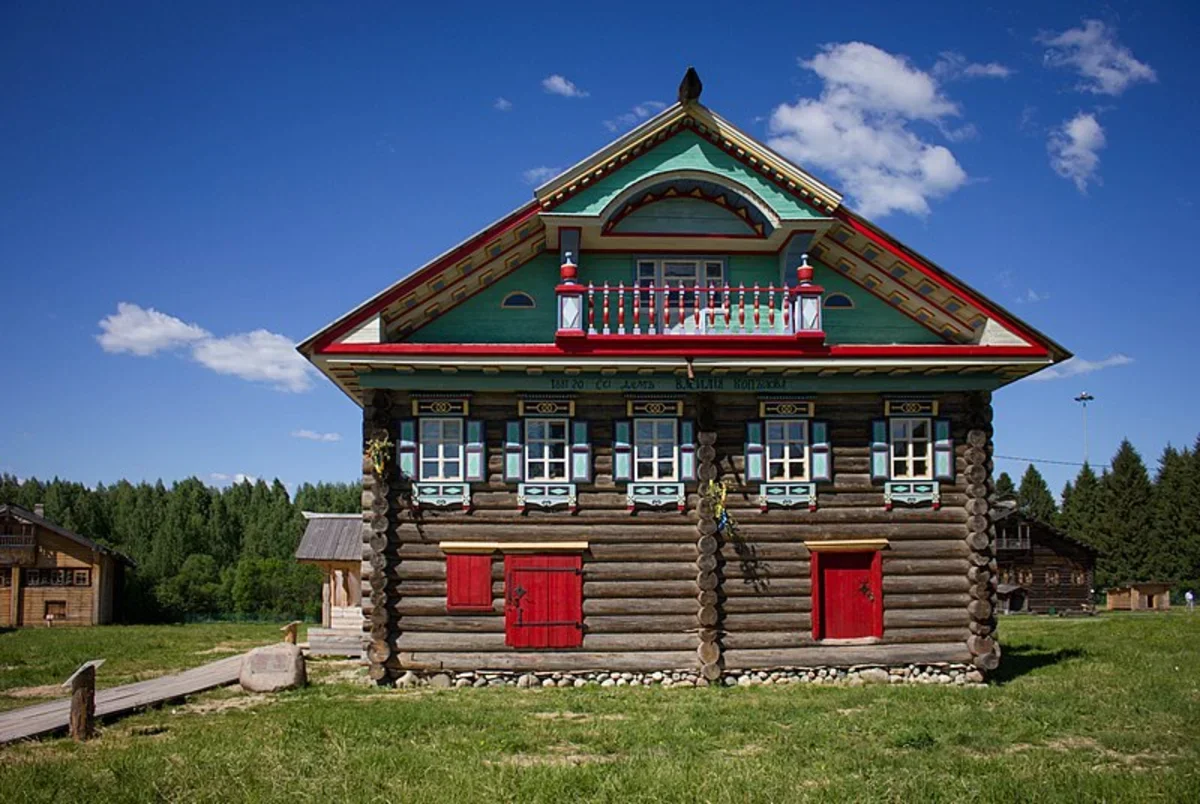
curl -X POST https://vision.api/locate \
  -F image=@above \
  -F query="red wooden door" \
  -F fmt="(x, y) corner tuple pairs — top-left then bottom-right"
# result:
(504, 554), (583, 648)
(814, 551), (882, 640)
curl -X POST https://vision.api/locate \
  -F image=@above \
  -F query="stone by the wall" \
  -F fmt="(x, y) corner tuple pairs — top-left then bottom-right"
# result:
(239, 644), (306, 693)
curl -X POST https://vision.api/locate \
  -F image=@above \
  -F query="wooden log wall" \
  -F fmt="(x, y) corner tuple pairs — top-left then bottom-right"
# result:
(964, 392), (1001, 670)
(360, 390), (983, 682)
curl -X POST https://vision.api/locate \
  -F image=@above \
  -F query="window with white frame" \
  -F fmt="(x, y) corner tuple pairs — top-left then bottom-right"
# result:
(766, 419), (810, 481)
(634, 418), (678, 480)
(889, 417), (932, 480)
(525, 418), (569, 481)
(419, 418), (463, 481)
(636, 259), (725, 331)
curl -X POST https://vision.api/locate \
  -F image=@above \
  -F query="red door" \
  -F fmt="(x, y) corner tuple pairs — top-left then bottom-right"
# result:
(813, 551), (882, 640)
(504, 554), (583, 648)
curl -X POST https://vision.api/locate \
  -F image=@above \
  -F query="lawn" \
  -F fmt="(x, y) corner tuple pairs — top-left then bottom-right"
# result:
(1, 614), (1198, 802)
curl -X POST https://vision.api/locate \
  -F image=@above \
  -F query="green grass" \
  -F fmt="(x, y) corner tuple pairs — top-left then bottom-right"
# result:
(2, 614), (1199, 802)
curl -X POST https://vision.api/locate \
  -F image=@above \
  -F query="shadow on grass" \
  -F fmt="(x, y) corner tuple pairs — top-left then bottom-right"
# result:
(990, 645), (1085, 685)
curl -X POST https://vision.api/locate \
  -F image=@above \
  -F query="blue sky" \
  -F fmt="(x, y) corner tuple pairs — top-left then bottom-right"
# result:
(1, 1), (1197, 496)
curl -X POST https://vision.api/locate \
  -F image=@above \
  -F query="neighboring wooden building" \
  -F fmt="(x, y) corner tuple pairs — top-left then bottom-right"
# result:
(1106, 583), (1172, 611)
(295, 513), (363, 655)
(992, 504), (1096, 614)
(297, 70), (1070, 683)
(0, 503), (132, 627)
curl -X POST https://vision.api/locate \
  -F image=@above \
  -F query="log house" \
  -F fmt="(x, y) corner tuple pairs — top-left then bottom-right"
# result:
(297, 70), (1070, 682)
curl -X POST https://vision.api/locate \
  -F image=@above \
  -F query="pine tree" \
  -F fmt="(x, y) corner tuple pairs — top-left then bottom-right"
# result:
(1017, 464), (1058, 523)
(1147, 446), (1193, 583)
(994, 472), (1016, 501)
(1061, 463), (1102, 549)
(1095, 440), (1155, 587)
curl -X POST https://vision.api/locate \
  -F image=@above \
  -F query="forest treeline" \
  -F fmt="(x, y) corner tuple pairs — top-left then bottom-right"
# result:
(0, 475), (359, 622)
(997, 435), (1200, 591)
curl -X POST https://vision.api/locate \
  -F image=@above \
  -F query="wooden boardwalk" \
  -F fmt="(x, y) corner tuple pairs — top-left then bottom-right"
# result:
(0, 653), (245, 745)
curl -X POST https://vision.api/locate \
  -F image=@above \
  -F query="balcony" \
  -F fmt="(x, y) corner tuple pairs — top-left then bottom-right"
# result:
(555, 255), (825, 348)
(0, 533), (36, 566)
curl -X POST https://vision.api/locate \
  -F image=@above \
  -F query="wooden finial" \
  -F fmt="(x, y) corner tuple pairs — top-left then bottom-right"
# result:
(678, 67), (703, 104)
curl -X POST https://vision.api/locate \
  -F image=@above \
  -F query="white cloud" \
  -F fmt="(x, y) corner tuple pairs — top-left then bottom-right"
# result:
(933, 52), (1013, 81)
(96, 302), (209, 356)
(1049, 112), (1106, 193)
(1016, 288), (1049, 304)
(209, 472), (258, 485)
(767, 42), (968, 218)
(1039, 20), (1156, 96)
(542, 74), (589, 98)
(97, 303), (316, 392)
(192, 330), (314, 393)
(522, 166), (561, 185)
(1027, 354), (1132, 381)
(292, 429), (342, 443)
(603, 101), (667, 132)
(493, 97), (513, 112)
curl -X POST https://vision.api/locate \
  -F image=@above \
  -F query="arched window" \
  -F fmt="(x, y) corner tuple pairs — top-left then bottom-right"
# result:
(824, 293), (854, 309)
(501, 292), (536, 309)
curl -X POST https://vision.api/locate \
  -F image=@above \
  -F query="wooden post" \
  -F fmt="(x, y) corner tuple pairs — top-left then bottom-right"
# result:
(62, 659), (104, 742)
(281, 621), (302, 645)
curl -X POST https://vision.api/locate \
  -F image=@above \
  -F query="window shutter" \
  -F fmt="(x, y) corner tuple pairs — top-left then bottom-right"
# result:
(680, 419), (697, 481)
(397, 419), (417, 478)
(745, 421), (765, 482)
(933, 418), (954, 481)
(446, 554), (493, 612)
(503, 420), (523, 483)
(870, 419), (890, 481)
(570, 420), (592, 483)
(465, 420), (486, 483)
(613, 420), (632, 482)
(811, 420), (832, 483)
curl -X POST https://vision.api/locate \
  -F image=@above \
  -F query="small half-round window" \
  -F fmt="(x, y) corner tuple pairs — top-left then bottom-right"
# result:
(501, 292), (536, 309)
(823, 293), (854, 309)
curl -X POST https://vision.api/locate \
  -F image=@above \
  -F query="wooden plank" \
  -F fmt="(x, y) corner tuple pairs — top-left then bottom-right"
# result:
(0, 653), (245, 745)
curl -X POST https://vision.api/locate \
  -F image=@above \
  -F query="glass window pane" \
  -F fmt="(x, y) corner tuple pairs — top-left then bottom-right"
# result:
(636, 460), (653, 478)
(892, 420), (909, 439)
(658, 460), (674, 478)
(656, 420), (674, 440)
(768, 443), (785, 460)
(529, 443), (545, 459)
(421, 421), (440, 440)
(766, 422), (785, 442)
(445, 421), (462, 440)
(421, 442), (438, 458)
(636, 421), (653, 440)
(550, 443), (566, 459)
(912, 419), (929, 439)
(549, 421), (567, 440)
(892, 459), (906, 477)
(912, 459), (928, 477)
(421, 461), (438, 478)
(769, 463), (786, 479)
(549, 463), (566, 479)
(444, 461), (460, 479)
(527, 420), (545, 440)
(444, 442), (460, 459)
(788, 422), (804, 443)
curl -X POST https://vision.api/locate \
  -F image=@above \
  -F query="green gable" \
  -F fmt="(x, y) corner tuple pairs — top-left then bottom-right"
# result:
(553, 130), (825, 221)
(405, 251), (945, 345)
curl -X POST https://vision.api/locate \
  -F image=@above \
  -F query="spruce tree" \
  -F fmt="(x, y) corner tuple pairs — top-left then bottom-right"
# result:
(1017, 464), (1058, 523)
(994, 472), (1016, 501)
(1061, 463), (1103, 550)
(1095, 440), (1155, 586)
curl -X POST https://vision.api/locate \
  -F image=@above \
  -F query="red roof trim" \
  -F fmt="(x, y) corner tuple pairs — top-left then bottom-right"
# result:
(308, 202), (542, 352)
(836, 212), (1049, 350)
(319, 342), (1048, 359)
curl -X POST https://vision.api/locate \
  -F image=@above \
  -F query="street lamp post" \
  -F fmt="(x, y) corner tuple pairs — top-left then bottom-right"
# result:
(1074, 392), (1094, 465)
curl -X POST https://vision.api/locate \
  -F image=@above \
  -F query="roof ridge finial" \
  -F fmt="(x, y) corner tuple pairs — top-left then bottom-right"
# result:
(678, 66), (703, 105)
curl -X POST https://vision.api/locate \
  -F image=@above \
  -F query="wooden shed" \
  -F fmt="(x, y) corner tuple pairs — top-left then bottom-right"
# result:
(993, 504), (1097, 614)
(1106, 583), (1172, 611)
(295, 513), (363, 655)
(0, 503), (132, 627)
(296, 70), (1070, 683)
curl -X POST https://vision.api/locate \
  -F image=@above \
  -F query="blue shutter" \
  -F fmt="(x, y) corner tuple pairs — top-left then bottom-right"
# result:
(503, 420), (523, 483)
(811, 420), (832, 483)
(680, 419), (696, 481)
(934, 418), (954, 481)
(870, 419), (890, 481)
(570, 420), (592, 482)
(465, 420), (486, 483)
(745, 421), (765, 482)
(397, 419), (417, 478)
(613, 420), (632, 482)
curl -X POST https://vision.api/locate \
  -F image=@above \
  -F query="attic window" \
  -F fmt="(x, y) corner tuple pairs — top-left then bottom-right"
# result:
(823, 293), (854, 309)
(501, 292), (536, 309)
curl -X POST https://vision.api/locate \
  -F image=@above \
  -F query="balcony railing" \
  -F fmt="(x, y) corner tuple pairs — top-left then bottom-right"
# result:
(555, 255), (826, 344)
(0, 534), (35, 548)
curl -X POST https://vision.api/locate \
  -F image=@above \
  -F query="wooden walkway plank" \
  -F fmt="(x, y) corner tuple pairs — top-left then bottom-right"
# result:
(0, 653), (246, 745)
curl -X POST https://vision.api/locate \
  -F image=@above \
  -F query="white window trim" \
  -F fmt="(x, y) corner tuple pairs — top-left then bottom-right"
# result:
(636, 258), (726, 334)
(765, 418), (811, 482)
(524, 417), (570, 482)
(889, 417), (933, 481)
(419, 417), (464, 482)
(633, 417), (679, 481)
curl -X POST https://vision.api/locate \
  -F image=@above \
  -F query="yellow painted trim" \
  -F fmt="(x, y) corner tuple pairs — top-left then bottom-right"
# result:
(803, 539), (889, 553)
(438, 541), (589, 554)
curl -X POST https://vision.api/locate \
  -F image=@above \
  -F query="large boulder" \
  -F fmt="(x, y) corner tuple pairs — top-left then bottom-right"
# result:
(239, 643), (306, 693)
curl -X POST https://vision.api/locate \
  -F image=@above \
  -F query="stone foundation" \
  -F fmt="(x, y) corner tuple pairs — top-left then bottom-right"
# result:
(393, 663), (984, 689)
